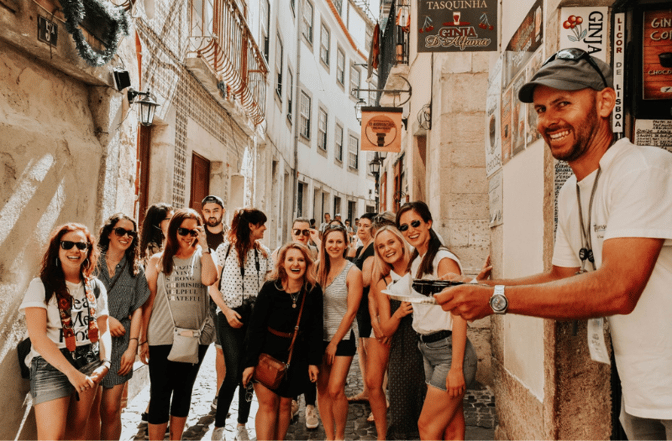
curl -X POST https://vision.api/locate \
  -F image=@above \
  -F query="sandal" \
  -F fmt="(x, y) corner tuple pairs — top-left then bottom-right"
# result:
(346, 392), (369, 402)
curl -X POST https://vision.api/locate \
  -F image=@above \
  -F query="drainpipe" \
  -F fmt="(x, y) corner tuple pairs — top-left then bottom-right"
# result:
(292, 0), (303, 219)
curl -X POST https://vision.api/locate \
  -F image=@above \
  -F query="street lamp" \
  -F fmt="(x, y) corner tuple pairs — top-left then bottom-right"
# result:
(355, 98), (366, 124)
(128, 88), (160, 126)
(368, 157), (381, 175)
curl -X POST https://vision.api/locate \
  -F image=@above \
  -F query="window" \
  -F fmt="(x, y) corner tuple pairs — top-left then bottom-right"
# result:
(297, 182), (304, 217)
(275, 36), (283, 99)
(287, 68), (294, 122)
(335, 124), (343, 161)
(261, 0), (270, 61)
(302, 0), (314, 42)
(337, 49), (345, 85)
(320, 24), (330, 65)
(318, 109), (328, 150)
(300, 91), (311, 138)
(350, 65), (360, 98)
(333, 0), (342, 15)
(348, 135), (359, 169)
(334, 196), (341, 217)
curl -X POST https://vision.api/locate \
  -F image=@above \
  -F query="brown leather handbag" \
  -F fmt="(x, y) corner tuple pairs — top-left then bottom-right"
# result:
(253, 288), (307, 390)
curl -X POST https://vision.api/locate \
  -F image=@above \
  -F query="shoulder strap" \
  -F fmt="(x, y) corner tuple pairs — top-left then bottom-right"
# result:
(285, 287), (307, 368)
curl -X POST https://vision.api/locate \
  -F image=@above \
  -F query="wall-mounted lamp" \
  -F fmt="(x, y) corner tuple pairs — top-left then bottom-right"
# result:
(378, 150), (388, 161)
(128, 88), (160, 126)
(369, 156), (381, 175)
(355, 98), (367, 124)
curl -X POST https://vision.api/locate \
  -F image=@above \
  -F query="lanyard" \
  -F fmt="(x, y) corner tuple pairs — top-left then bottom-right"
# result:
(576, 167), (602, 273)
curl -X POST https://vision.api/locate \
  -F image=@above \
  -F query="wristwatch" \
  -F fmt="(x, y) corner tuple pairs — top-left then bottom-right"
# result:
(489, 285), (508, 314)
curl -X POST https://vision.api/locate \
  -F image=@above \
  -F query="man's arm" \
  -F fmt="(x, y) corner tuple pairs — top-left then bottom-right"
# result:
(435, 237), (664, 321)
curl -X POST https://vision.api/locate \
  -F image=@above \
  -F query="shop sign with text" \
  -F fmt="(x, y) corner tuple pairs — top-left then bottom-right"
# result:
(417, 0), (498, 52)
(559, 7), (609, 61)
(643, 9), (672, 100)
(360, 107), (402, 153)
(502, 0), (543, 87)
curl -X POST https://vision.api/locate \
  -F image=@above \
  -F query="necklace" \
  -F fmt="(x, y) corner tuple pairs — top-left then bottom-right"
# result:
(576, 167), (602, 274)
(290, 291), (300, 308)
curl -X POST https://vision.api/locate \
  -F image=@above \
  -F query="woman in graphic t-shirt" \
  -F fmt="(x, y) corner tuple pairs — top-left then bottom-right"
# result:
(20, 223), (111, 440)
(139, 209), (217, 441)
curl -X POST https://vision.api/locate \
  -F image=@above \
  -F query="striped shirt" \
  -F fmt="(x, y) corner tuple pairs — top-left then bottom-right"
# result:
(322, 261), (359, 341)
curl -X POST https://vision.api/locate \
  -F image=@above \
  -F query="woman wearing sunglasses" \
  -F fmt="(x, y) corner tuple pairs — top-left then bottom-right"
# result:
(211, 208), (273, 441)
(139, 203), (174, 265)
(396, 201), (477, 440)
(139, 209), (217, 440)
(241, 242), (323, 440)
(20, 223), (111, 440)
(93, 214), (150, 439)
(316, 224), (363, 441)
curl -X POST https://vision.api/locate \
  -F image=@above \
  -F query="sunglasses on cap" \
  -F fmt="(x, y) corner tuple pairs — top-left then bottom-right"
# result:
(177, 227), (198, 237)
(113, 227), (137, 238)
(398, 219), (422, 232)
(60, 241), (90, 251)
(542, 48), (608, 89)
(293, 229), (311, 237)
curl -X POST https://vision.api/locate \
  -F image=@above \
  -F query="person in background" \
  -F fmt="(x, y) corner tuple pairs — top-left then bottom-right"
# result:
(210, 208), (273, 441)
(316, 224), (363, 440)
(201, 195), (228, 411)
(21, 223), (111, 440)
(319, 213), (332, 237)
(95, 214), (150, 440)
(242, 243), (323, 440)
(140, 209), (217, 440)
(139, 203), (174, 265)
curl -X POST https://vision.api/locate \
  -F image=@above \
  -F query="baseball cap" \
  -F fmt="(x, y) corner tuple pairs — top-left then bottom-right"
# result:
(519, 48), (613, 103)
(201, 195), (224, 208)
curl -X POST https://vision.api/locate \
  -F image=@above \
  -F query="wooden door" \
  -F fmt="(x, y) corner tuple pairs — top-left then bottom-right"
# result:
(190, 152), (211, 212)
(137, 125), (151, 225)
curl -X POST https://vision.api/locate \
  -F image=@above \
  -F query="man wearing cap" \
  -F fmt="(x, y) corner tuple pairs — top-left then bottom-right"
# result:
(435, 48), (672, 439)
(201, 195), (228, 411)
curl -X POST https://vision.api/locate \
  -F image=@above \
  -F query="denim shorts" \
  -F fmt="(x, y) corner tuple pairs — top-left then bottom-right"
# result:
(418, 335), (477, 392)
(30, 353), (103, 405)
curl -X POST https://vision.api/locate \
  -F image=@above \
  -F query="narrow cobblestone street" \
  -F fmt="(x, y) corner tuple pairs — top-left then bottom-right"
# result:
(120, 347), (496, 440)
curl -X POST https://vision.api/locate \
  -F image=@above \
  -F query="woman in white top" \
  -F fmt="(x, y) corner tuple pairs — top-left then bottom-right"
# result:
(396, 201), (477, 440)
(316, 224), (363, 441)
(20, 223), (111, 440)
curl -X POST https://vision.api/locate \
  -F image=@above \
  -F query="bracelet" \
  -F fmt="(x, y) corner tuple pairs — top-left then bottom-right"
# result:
(102, 359), (111, 367)
(139, 340), (148, 345)
(129, 337), (139, 342)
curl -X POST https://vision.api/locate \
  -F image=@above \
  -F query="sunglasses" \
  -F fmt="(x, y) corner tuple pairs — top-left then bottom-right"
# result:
(398, 219), (422, 232)
(113, 227), (137, 238)
(60, 240), (90, 251)
(542, 48), (608, 89)
(293, 229), (311, 237)
(177, 227), (198, 237)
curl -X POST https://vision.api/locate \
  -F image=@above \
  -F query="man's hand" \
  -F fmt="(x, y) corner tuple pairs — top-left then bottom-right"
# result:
(434, 284), (493, 321)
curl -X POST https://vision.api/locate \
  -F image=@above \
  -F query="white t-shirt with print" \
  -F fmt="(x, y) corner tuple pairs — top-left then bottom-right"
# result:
(20, 277), (109, 365)
(553, 138), (672, 419)
(410, 249), (462, 335)
(216, 242), (273, 310)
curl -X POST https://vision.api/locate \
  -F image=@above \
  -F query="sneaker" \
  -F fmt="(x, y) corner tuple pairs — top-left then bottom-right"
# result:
(234, 425), (250, 441)
(305, 404), (319, 430)
(291, 399), (300, 418)
(211, 427), (226, 441)
(211, 396), (218, 411)
(140, 412), (149, 422)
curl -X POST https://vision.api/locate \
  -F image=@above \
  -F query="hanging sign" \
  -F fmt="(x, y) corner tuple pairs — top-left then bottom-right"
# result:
(559, 7), (609, 61)
(360, 107), (403, 153)
(417, 0), (498, 52)
(503, 0), (544, 88)
(643, 9), (672, 100)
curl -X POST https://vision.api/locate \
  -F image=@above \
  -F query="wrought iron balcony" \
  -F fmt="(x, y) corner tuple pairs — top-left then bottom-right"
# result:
(188, 0), (267, 127)
(377, 0), (409, 101)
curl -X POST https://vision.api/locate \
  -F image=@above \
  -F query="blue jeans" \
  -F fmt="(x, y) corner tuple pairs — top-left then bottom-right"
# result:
(418, 336), (477, 392)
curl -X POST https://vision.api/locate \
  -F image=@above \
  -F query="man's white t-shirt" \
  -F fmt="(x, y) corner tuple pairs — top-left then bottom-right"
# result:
(552, 138), (672, 419)
(20, 278), (109, 365)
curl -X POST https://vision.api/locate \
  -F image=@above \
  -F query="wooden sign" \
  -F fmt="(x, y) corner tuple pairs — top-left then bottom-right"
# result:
(643, 9), (672, 100)
(417, 0), (497, 52)
(360, 107), (402, 153)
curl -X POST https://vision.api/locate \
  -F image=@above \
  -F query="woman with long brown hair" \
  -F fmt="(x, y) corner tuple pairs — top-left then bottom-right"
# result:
(241, 242), (323, 440)
(20, 223), (111, 440)
(139, 209), (217, 440)
(316, 224), (362, 441)
(211, 208), (273, 441)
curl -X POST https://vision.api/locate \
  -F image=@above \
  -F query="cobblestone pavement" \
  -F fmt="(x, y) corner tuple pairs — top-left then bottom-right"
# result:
(120, 346), (496, 440)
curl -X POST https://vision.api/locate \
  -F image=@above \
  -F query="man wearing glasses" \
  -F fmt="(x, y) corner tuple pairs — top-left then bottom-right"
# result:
(436, 48), (672, 439)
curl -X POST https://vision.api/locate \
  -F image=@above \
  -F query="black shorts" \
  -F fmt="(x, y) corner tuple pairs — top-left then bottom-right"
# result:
(323, 330), (357, 357)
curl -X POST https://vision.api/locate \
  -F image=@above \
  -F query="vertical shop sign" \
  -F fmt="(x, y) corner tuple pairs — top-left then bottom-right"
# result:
(485, 57), (502, 177)
(613, 13), (625, 133)
(503, 0), (544, 88)
(559, 7), (609, 61)
(643, 9), (672, 100)
(417, 0), (498, 52)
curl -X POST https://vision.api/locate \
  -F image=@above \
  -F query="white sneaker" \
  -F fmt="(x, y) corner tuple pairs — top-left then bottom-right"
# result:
(305, 404), (319, 429)
(211, 427), (226, 441)
(211, 396), (218, 411)
(291, 399), (300, 418)
(234, 425), (250, 441)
